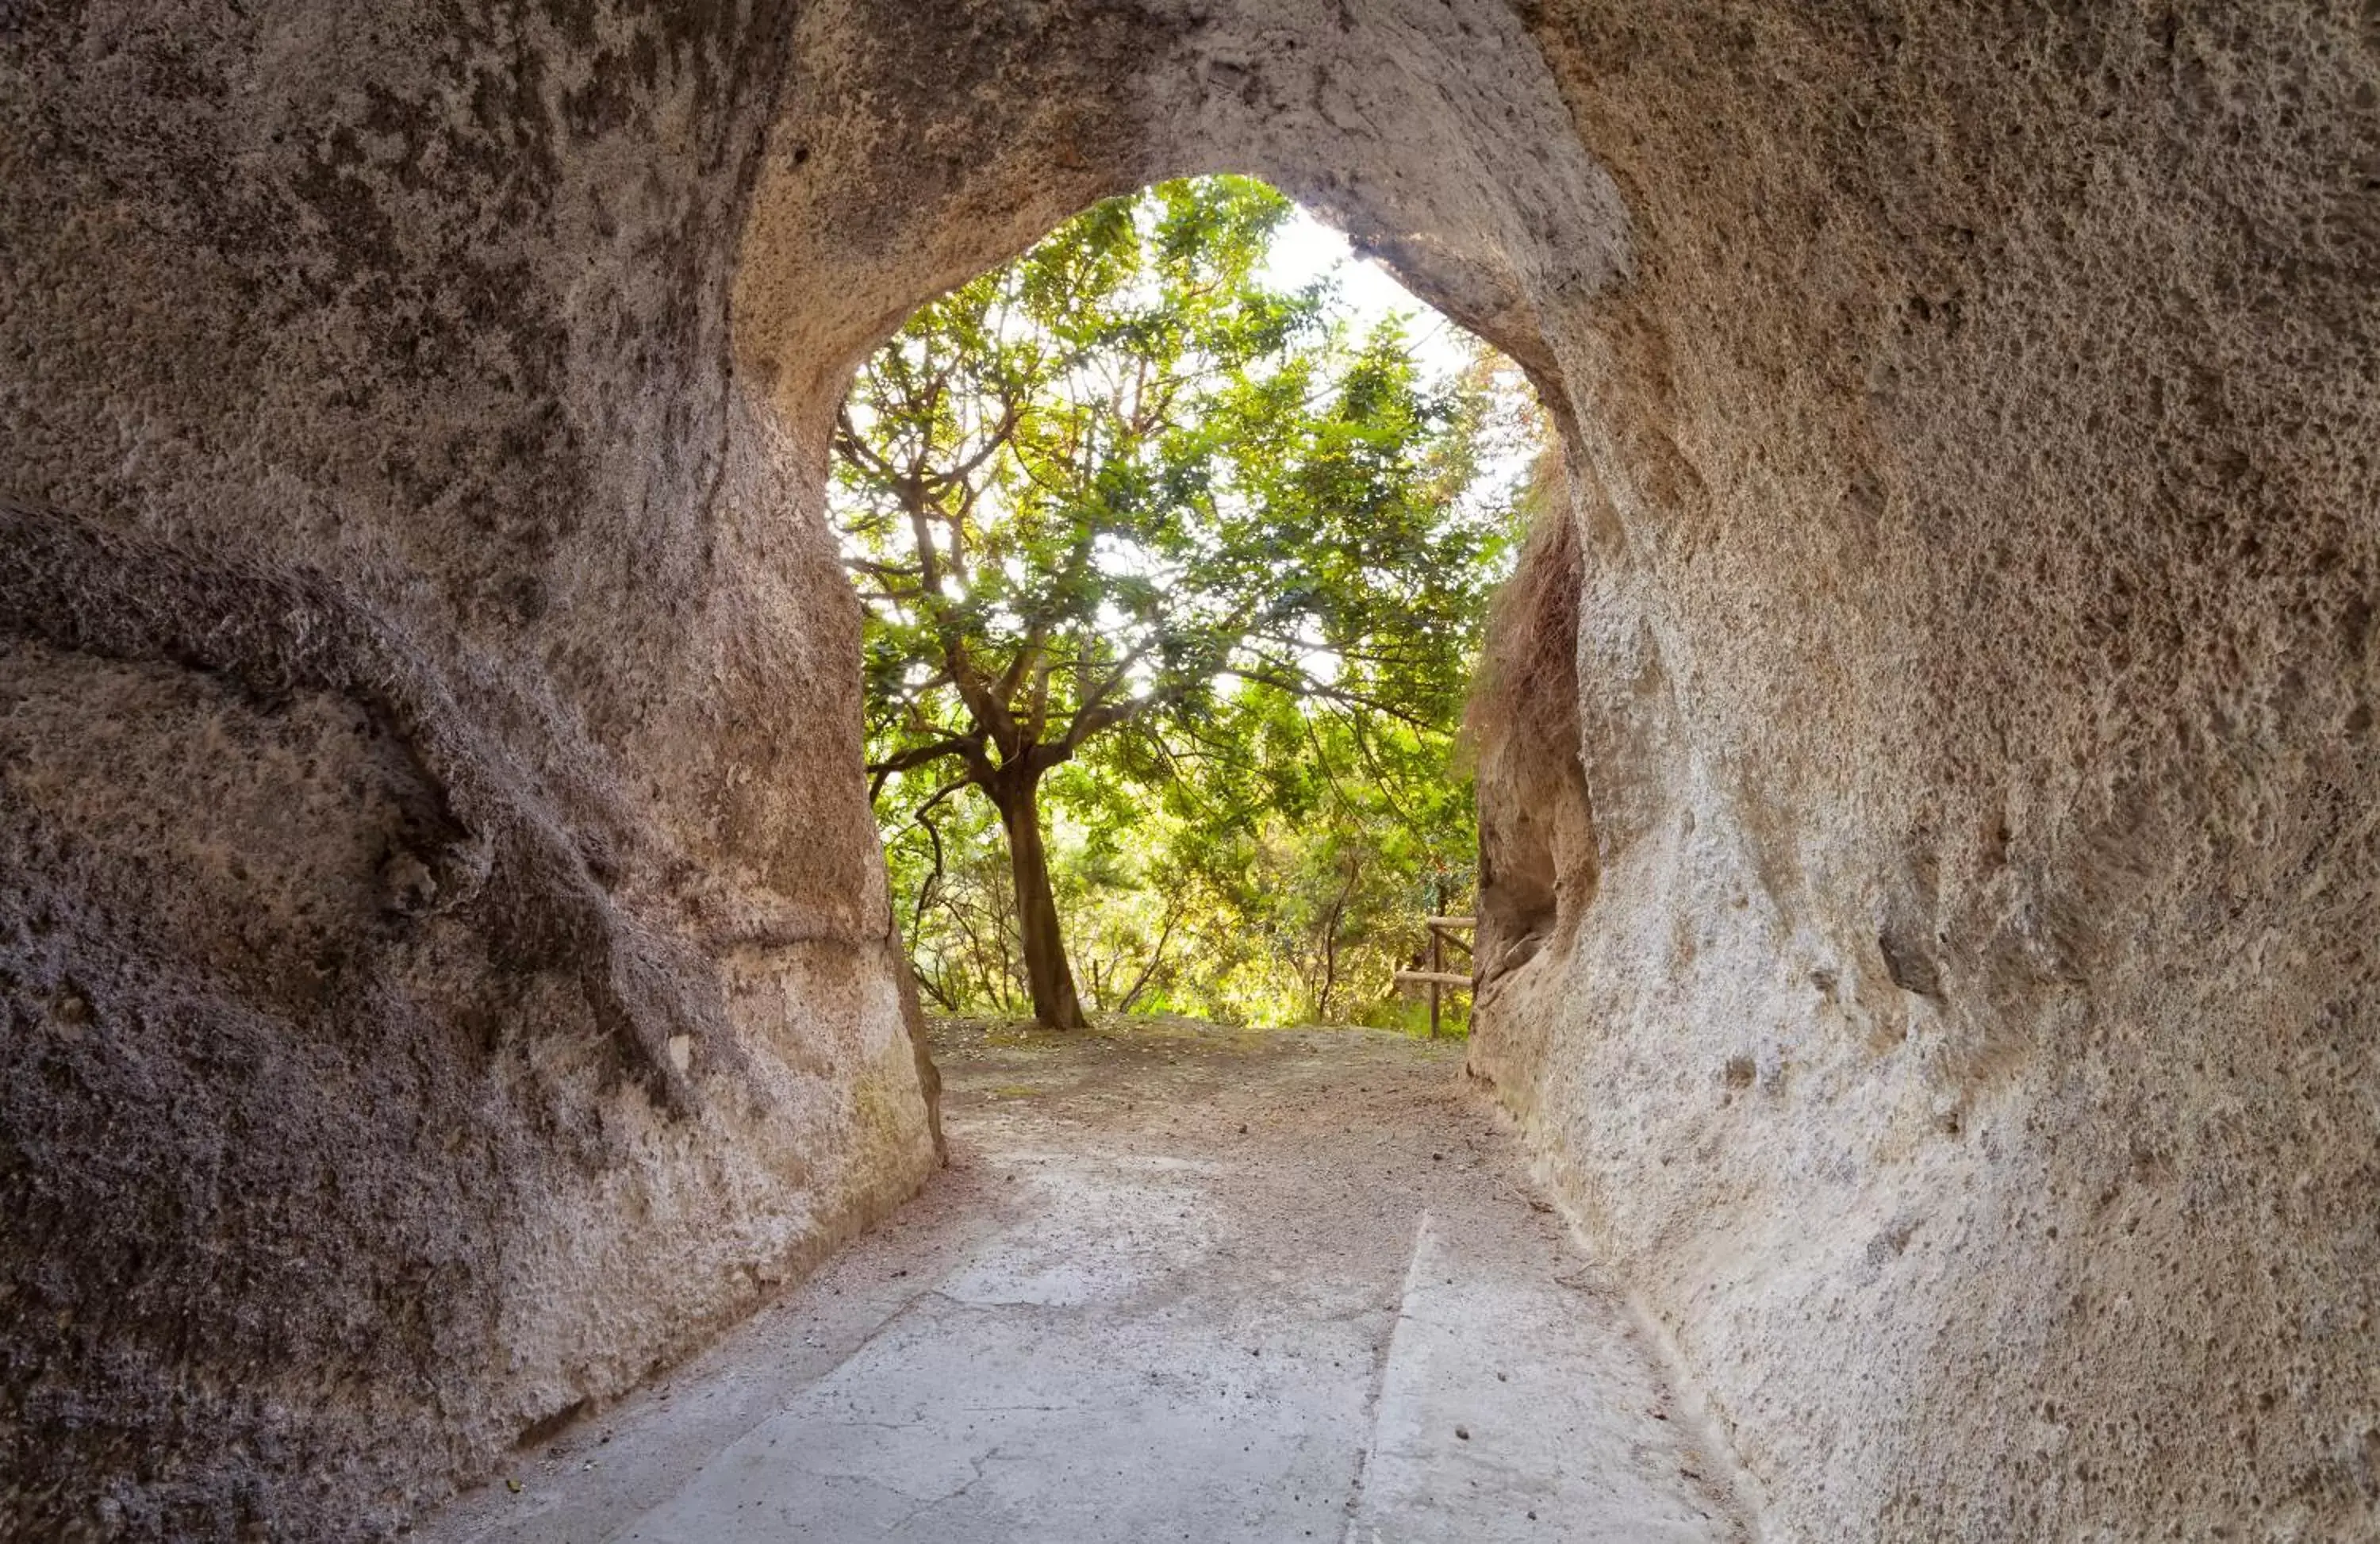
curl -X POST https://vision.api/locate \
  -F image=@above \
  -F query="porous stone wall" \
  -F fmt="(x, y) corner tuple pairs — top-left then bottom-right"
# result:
(1474, 4), (2380, 1537)
(6, 0), (2374, 1538)
(0, 4), (939, 1537)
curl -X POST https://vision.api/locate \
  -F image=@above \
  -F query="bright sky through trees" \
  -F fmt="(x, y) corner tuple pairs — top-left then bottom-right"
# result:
(1261, 212), (1468, 376)
(1262, 210), (1541, 561)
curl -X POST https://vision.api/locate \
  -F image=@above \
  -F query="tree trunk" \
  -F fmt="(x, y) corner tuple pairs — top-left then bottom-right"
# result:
(988, 769), (1089, 1029)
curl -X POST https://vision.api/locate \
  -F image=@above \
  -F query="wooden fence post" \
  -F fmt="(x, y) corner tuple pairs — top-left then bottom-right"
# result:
(1395, 916), (1475, 1037)
(1427, 924), (1442, 1037)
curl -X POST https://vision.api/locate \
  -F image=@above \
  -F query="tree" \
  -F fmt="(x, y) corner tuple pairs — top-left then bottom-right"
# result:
(834, 176), (1512, 1028)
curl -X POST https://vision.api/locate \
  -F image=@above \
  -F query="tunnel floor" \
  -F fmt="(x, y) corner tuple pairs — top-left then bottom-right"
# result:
(421, 1018), (1751, 1542)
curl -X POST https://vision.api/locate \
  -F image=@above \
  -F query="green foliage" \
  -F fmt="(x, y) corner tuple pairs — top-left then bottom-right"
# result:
(840, 175), (1544, 1029)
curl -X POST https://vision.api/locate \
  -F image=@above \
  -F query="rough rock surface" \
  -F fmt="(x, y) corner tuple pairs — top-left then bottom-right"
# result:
(4, 1), (2375, 1539)
(1471, 6), (2380, 1538)
(0, 5), (936, 1538)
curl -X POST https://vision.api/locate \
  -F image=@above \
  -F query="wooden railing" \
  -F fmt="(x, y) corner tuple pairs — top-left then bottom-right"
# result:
(1393, 915), (1475, 1036)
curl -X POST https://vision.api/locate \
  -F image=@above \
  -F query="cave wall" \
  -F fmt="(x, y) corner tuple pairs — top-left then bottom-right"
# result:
(4, 0), (2375, 1538)
(0, 4), (939, 1537)
(1472, 3), (2380, 1537)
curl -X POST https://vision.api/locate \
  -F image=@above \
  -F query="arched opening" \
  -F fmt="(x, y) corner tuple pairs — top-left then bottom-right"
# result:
(417, 167), (1710, 1542)
(834, 175), (1549, 1037)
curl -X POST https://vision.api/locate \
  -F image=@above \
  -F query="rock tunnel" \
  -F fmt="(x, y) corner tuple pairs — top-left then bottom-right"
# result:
(3, 1), (2376, 1537)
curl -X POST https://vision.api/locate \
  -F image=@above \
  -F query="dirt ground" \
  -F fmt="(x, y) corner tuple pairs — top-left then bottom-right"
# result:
(420, 1016), (1753, 1542)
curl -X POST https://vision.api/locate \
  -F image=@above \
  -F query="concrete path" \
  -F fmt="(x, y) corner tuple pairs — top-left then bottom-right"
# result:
(423, 1019), (1753, 1543)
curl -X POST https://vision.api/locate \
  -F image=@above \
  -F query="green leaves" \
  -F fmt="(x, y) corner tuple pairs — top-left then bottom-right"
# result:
(836, 174), (1545, 1026)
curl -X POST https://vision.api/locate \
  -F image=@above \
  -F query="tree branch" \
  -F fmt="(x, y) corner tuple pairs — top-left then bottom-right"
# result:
(867, 736), (985, 798)
(1115, 893), (1187, 1014)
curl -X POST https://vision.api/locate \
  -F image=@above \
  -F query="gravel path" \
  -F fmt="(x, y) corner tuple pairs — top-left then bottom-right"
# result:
(423, 1018), (1754, 1542)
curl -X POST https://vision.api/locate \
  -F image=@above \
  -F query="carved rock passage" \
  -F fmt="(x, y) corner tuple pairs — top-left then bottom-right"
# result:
(2, 2), (2376, 1539)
